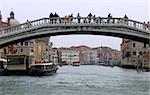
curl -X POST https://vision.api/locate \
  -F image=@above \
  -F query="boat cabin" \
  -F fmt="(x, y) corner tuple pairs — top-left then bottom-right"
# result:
(6, 54), (33, 70)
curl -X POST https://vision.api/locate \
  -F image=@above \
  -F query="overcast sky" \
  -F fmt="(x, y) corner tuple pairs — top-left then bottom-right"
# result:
(0, 0), (149, 50)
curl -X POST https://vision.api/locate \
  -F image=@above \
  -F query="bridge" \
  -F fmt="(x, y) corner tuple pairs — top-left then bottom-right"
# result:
(0, 17), (150, 48)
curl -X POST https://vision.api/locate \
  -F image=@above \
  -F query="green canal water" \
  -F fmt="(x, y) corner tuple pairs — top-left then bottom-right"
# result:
(0, 65), (149, 95)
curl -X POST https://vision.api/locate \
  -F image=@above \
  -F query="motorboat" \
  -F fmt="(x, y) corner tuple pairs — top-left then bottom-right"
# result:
(29, 62), (58, 76)
(72, 62), (80, 66)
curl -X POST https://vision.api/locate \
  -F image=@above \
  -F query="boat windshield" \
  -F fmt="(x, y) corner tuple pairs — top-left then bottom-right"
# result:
(45, 65), (53, 69)
(31, 65), (44, 69)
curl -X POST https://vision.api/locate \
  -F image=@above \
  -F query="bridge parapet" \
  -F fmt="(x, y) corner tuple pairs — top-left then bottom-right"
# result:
(0, 17), (149, 37)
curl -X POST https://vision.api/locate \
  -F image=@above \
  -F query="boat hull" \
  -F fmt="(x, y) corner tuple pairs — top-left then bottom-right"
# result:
(28, 67), (58, 76)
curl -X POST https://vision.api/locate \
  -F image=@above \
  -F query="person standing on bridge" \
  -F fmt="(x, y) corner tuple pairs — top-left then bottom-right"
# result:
(49, 12), (54, 24)
(107, 13), (112, 23)
(25, 20), (32, 28)
(123, 15), (128, 25)
(68, 14), (73, 23)
(147, 22), (150, 30)
(70, 14), (73, 22)
(77, 13), (81, 23)
(93, 15), (96, 23)
(54, 12), (59, 24)
(64, 15), (68, 24)
(88, 13), (92, 23)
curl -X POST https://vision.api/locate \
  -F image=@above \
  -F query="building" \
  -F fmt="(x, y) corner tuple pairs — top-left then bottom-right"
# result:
(75, 45), (98, 65)
(34, 37), (49, 63)
(52, 48), (59, 64)
(15, 40), (34, 55)
(0, 11), (50, 64)
(96, 46), (120, 65)
(0, 11), (18, 58)
(60, 47), (80, 65)
(120, 38), (150, 69)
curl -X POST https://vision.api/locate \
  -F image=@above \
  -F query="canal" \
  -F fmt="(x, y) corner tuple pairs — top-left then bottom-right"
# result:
(0, 65), (149, 95)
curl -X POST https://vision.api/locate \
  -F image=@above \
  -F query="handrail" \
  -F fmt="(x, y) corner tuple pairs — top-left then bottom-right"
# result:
(0, 17), (149, 37)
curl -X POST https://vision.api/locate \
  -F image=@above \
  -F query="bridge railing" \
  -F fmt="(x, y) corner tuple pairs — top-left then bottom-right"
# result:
(0, 17), (149, 37)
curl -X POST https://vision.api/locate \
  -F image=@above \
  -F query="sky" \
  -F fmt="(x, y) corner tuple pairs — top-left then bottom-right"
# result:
(0, 0), (149, 50)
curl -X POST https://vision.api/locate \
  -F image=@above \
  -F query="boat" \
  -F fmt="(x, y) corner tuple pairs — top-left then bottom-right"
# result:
(28, 62), (58, 76)
(0, 58), (7, 75)
(72, 62), (80, 66)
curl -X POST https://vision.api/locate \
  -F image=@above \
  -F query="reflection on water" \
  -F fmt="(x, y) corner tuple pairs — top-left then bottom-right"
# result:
(0, 65), (150, 95)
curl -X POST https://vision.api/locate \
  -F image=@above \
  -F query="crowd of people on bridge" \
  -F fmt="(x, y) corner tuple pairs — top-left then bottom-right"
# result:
(48, 12), (150, 30)
(23, 12), (150, 30)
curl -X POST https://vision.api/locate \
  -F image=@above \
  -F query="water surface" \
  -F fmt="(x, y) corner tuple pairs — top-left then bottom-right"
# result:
(0, 65), (149, 95)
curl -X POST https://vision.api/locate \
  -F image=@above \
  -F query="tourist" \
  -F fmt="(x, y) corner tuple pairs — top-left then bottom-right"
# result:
(64, 15), (68, 24)
(77, 13), (81, 23)
(54, 12), (59, 24)
(123, 15), (128, 25)
(147, 21), (150, 30)
(107, 13), (112, 23)
(49, 12), (54, 24)
(88, 13), (92, 23)
(93, 15), (96, 23)
(26, 20), (32, 28)
(70, 13), (73, 22)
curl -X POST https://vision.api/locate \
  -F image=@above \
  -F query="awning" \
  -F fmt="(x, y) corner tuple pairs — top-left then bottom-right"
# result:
(0, 58), (7, 62)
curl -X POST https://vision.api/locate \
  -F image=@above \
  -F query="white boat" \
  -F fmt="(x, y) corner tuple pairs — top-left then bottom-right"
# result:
(29, 62), (58, 76)
(72, 62), (80, 66)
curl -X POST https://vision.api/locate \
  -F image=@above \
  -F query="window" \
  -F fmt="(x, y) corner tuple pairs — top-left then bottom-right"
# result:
(15, 49), (17, 53)
(21, 49), (23, 52)
(25, 42), (28, 46)
(133, 51), (136, 55)
(133, 43), (135, 47)
(31, 49), (34, 52)
(144, 43), (146, 48)
(139, 52), (142, 55)
(20, 42), (23, 46)
(126, 52), (130, 57)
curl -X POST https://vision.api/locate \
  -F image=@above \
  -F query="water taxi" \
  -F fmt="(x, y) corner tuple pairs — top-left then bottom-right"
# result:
(72, 62), (80, 66)
(29, 62), (58, 76)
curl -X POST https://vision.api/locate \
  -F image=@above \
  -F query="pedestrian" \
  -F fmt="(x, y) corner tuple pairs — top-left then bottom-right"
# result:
(49, 12), (54, 24)
(143, 22), (147, 30)
(88, 13), (92, 23)
(123, 14), (128, 25)
(70, 13), (73, 22)
(64, 15), (68, 24)
(107, 13), (112, 23)
(147, 21), (150, 30)
(26, 20), (32, 28)
(93, 15), (96, 22)
(77, 13), (81, 23)
(68, 14), (73, 23)
(49, 12), (54, 18)
(54, 12), (59, 24)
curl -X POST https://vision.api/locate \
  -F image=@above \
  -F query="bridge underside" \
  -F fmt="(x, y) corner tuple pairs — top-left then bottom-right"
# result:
(0, 25), (149, 48)
(0, 30), (150, 48)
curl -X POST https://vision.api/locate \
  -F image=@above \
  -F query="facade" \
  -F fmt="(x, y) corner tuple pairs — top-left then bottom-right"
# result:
(52, 45), (120, 65)
(72, 45), (98, 65)
(34, 37), (49, 63)
(96, 46), (120, 65)
(120, 38), (150, 69)
(50, 48), (59, 64)
(60, 47), (80, 65)
(15, 40), (34, 55)
(0, 11), (17, 58)
(0, 11), (50, 64)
